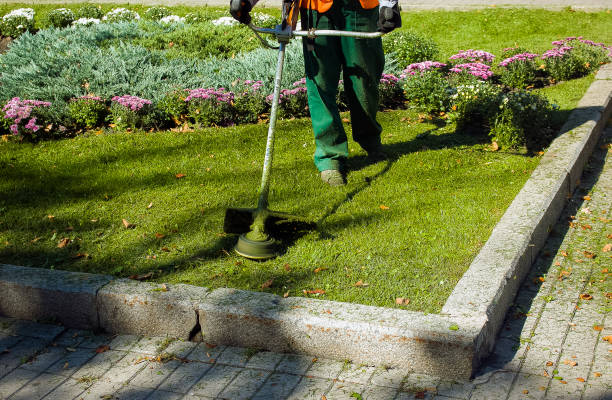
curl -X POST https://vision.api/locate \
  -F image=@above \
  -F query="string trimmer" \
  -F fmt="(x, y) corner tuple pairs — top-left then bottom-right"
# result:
(223, 0), (383, 259)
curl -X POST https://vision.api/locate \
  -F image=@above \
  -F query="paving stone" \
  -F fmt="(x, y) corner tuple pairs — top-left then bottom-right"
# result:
(506, 373), (549, 400)
(369, 367), (408, 389)
(53, 329), (88, 348)
(19, 345), (66, 372)
(157, 361), (211, 394)
(545, 377), (585, 399)
(304, 357), (345, 380)
(130, 359), (180, 389)
(100, 352), (148, 383)
(218, 368), (270, 399)
(0, 367), (39, 398)
(325, 380), (366, 398)
(77, 379), (124, 400)
(4, 320), (64, 341)
(395, 389), (436, 399)
(114, 385), (154, 400)
(148, 389), (185, 400)
(485, 337), (525, 372)
(40, 377), (91, 400)
(336, 363), (376, 385)
(78, 332), (114, 349)
(189, 364), (241, 397)
(470, 371), (516, 400)
(0, 317), (16, 332)
(9, 372), (67, 400)
(215, 345), (251, 367)
(251, 372), (301, 399)
(244, 350), (283, 371)
(562, 327), (600, 355)
(0, 333), (21, 353)
(109, 334), (140, 351)
(402, 373), (440, 392)
(72, 349), (127, 380)
(530, 323), (568, 348)
(0, 337), (48, 378)
(519, 344), (562, 377)
(132, 336), (166, 355)
(360, 384), (399, 400)
(46, 347), (96, 377)
(582, 383), (612, 400)
(186, 343), (225, 363)
(436, 380), (474, 399)
(275, 353), (313, 375)
(164, 339), (198, 358)
(286, 376), (333, 400)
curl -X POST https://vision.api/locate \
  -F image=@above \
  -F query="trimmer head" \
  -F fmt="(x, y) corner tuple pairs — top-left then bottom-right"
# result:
(234, 234), (276, 259)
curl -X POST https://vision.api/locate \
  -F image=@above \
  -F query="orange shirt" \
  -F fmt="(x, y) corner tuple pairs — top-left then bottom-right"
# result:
(301, 0), (379, 13)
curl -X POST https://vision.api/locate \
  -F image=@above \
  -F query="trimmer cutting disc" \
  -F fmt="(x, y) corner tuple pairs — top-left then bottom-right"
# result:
(234, 234), (276, 259)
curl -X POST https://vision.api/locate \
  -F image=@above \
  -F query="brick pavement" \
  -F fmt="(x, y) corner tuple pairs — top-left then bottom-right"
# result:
(0, 128), (611, 399)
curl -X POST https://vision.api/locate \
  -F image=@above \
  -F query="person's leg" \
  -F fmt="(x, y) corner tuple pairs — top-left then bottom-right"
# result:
(301, 7), (347, 174)
(339, 1), (385, 154)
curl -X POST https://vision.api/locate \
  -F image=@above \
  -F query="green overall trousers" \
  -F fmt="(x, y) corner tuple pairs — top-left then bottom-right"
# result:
(301, 0), (385, 173)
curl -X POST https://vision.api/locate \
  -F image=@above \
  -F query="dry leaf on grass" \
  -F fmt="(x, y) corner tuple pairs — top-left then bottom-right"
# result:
(128, 272), (153, 281)
(122, 219), (135, 229)
(303, 289), (325, 295)
(353, 280), (369, 287)
(395, 297), (410, 305)
(583, 251), (595, 259)
(602, 336), (612, 344)
(602, 244), (612, 252)
(594, 325), (603, 331)
(175, 173), (186, 179)
(260, 279), (273, 289)
(57, 238), (70, 248)
(579, 293), (593, 300)
(379, 205), (390, 210)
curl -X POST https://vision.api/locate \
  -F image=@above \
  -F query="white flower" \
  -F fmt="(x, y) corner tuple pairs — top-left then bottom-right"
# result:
(3, 8), (34, 21)
(160, 15), (185, 24)
(211, 16), (238, 26)
(72, 18), (100, 26)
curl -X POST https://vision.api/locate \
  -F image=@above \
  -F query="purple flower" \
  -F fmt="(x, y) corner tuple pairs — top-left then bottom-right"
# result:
(2, 97), (51, 136)
(401, 61), (446, 78)
(498, 53), (539, 67)
(449, 63), (493, 80)
(449, 50), (495, 64)
(111, 95), (152, 111)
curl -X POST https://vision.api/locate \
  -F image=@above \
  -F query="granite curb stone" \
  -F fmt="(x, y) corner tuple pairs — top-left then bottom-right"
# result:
(0, 64), (611, 379)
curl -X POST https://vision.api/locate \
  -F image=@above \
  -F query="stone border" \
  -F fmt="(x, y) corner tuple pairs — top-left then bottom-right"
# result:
(1, 64), (611, 379)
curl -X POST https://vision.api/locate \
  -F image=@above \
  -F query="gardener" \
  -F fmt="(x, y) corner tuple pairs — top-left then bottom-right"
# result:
(230, 0), (401, 186)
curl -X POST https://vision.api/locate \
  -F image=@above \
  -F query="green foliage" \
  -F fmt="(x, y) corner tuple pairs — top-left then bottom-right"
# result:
(448, 81), (501, 132)
(490, 91), (556, 151)
(382, 30), (439, 69)
(156, 89), (189, 126)
(109, 102), (157, 130)
(0, 8), (35, 38)
(76, 4), (103, 20)
(401, 70), (451, 113)
(231, 82), (268, 125)
(186, 97), (233, 127)
(67, 97), (107, 129)
(498, 59), (539, 89)
(44, 8), (75, 29)
(501, 45), (529, 59)
(103, 8), (140, 23)
(144, 6), (171, 21)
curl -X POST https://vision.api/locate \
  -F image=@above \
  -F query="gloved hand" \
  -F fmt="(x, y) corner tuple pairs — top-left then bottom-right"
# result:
(377, 3), (401, 33)
(230, 0), (253, 24)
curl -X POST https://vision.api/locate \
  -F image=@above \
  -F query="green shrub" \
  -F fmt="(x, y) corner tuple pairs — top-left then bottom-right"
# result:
(232, 80), (268, 124)
(76, 5), (103, 20)
(44, 8), (75, 29)
(144, 6), (171, 21)
(448, 81), (501, 132)
(109, 95), (156, 130)
(103, 8), (141, 23)
(401, 70), (451, 114)
(497, 53), (539, 89)
(275, 79), (309, 119)
(185, 89), (234, 127)
(156, 89), (189, 126)
(67, 95), (107, 129)
(378, 74), (405, 109)
(501, 45), (529, 59)
(490, 91), (556, 151)
(382, 30), (439, 68)
(0, 8), (35, 38)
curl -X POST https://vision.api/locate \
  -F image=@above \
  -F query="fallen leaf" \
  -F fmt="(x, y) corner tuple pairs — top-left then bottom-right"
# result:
(57, 238), (70, 248)
(122, 219), (135, 229)
(602, 244), (612, 252)
(353, 280), (369, 287)
(72, 253), (88, 259)
(322, 395), (327, 400)
(546, 361), (553, 366)
(576, 377), (585, 382)
(603, 269), (609, 273)
(560, 380), (567, 384)
(594, 325), (603, 331)
(594, 372), (602, 377)
(30, 237), (42, 243)
(579, 293), (593, 300)
(283, 291), (289, 298)
(608, 234), (612, 239)
(395, 297), (410, 305)
(303, 289), (325, 295)
(379, 205), (390, 210)
(128, 272), (153, 281)
(583, 251), (595, 259)
(523, 390), (529, 394)
(161, 247), (170, 252)
(560, 251), (568, 257)
(602, 336), (612, 344)
(95, 345), (110, 354)
(175, 173), (186, 179)
(542, 370), (549, 377)
(155, 233), (165, 239)
(606, 293), (612, 299)
(205, 343), (217, 349)
(313, 267), (328, 274)
(341, 117), (350, 123)
(570, 361), (577, 367)
(63, 362), (69, 369)
(583, 195), (591, 201)
(147, 202), (154, 209)
(47, 215), (55, 220)
(490, 141), (499, 151)
(283, 263), (291, 271)
(581, 224), (592, 230)
(260, 279), (274, 289)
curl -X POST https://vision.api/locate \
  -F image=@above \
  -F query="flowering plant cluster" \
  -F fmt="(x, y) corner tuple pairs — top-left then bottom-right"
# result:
(2, 97), (51, 139)
(448, 82), (501, 130)
(68, 95), (107, 129)
(144, 6), (171, 21)
(75, 5), (103, 20)
(449, 50), (495, 65)
(268, 79), (309, 119)
(211, 17), (238, 27)
(232, 80), (267, 124)
(160, 15), (185, 24)
(379, 74), (405, 109)
(102, 8), (140, 23)
(401, 61), (447, 77)
(185, 88), (235, 127)
(45, 8), (75, 29)
(401, 70), (453, 113)
(0, 8), (35, 38)
(542, 37), (612, 81)
(449, 63), (493, 80)
(72, 18), (100, 26)
(110, 95), (154, 130)
(498, 53), (540, 89)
